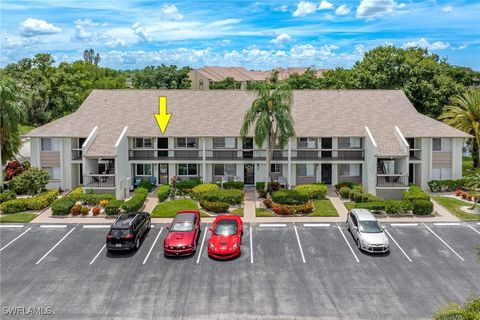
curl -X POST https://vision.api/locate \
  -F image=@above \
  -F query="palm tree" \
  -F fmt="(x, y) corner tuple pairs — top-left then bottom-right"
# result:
(465, 170), (480, 209)
(240, 82), (295, 189)
(439, 90), (480, 168)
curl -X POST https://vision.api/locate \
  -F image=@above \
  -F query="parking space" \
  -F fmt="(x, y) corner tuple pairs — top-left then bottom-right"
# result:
(0, 222), (479, 319)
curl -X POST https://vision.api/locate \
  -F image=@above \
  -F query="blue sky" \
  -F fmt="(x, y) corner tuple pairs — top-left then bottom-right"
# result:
(1, 0), (479, 70)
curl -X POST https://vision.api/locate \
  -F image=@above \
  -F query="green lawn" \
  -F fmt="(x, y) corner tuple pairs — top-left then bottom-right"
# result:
(309, 199), (339, 217)
(343, 201), (356, 212)
(433, 196), (480, 221)
(463, 156), (474, 175)
(0, 213), (37, 223)
(18, 124), (36, 135)
(151, 199), (199, 218)
(231, 208), (244, 217)
(255, 208), (275, 217)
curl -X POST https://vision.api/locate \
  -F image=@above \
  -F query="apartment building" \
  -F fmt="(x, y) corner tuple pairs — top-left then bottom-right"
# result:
(25, 89), (469, 199)
(189, 66), (327, 90)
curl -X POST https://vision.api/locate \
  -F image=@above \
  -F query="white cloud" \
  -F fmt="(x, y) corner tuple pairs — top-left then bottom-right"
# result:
(275, 5), (289, 12)
(335, 4), (351, 15)
(292, 1), (318, 17)
(209, 19), (241, 28)
(270, 33), (292, 45)
(19, 18), (61, 37)
(290, 44), (316, 58)
(356, 0), (396, 19)
(74, 18), (109, 27)
(106, 38), (127, 48)
(131, 23), (149, 41)
(397, 3), (407, 9)
(441, 6), (453, 13)
(318, 0), (333, 10)
(2, 34), (41, 49)
(403, 38), (450, 50)
(161, 4), (183, 20)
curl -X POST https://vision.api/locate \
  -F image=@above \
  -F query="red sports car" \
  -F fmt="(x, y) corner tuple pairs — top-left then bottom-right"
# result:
(163, 210), (201, 257)
(208, 215), (243, 260)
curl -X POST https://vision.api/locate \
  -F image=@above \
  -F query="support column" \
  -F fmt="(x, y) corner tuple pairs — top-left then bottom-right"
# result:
(202, 137), (207, 183)
(287, 138), (292, 189)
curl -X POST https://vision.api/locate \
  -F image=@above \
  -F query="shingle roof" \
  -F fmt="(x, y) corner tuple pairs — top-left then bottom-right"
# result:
(26, 89), (470, 157)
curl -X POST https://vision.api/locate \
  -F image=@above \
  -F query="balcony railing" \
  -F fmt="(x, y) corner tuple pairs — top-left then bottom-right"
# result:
(376, 174), (408, 187)
(83, 174), (116, 187)
(128, 148), (364, 161)
(409, 149), (421, 161)
(72, 149), (82, 160)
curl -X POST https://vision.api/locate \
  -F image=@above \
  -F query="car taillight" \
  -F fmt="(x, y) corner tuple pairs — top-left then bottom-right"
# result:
(106, 234), (113, 240)
(125, 233), (135, 240)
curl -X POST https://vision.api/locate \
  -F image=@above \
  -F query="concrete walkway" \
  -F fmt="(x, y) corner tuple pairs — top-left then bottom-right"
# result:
(243, 187), (257, 221)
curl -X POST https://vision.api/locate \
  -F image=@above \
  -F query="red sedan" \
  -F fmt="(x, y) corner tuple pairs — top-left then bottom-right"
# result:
(208, 215), (243, 260)
(163, 210), (201, 257)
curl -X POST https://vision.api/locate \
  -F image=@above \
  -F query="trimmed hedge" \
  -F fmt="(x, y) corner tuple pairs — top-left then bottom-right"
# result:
(255, 182), (265, 191)
(272, 201), (314, 215)
(272, 190), (308, 205)
(339, 187), (351, 199)
(138, 180), (154, 192)
(0, 189), (59, 215)
(427, 179), (467, 192)
(295, 184), (327, 200)
(199, 200), (229, 213)
(403, 185), (430, 201)
(176, 178), (201, 193)
(0, 190), (16, 203)
(121, 188), (148, 212)
(105, 199), (124, 215)
(69, 188), (115, 205)
(258, 189), (267, 198)
(192, 184), (219, 199)
(222, 181), (245, 190)
(384, 200), (412, 214)
(156, 184), (171, 202)
(200, 189), (244, 205)
(335, 181), (355, 190)
(51, 197), (76, 216)
(411, 200), (434, 215)
(355, 201), (386, 212)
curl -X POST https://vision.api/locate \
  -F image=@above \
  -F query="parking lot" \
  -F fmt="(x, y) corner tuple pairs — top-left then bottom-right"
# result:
(1, 221), (479, 320)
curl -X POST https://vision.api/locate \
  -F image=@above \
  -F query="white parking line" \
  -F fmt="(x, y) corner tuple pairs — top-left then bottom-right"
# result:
(0, 227), (32, 252)
(0, 224), (24, 228)
(196, 225), (208, 264)
(249, 226), (253, 264)
(83, 225), (110, 229)
(384, 229), (412, 262)
(422, 223), (465, 262)
(336, 225), (360, 263)
(143, 227), (164, 264)
(35, 227), (76, 265)
(477, 223), (480, 226)
(258, 223), (287, 228)
(390, 223), (418, 227)
(40, 225), (67, 228)
(464, 222), (480, 236)
(89, 244), (106, 265)
(303, 223), (330, 227)
(293, 225), (306, 263)
(433, 223), (461, 226)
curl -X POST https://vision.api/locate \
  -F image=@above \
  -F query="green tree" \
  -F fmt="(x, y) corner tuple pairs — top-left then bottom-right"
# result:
(439, 90), (480, 167)
(433, 295), (480, 320)
(465, 170), (480, 209)
(9, 167), (50, 195)
(241, 83), (295, 189)
(131, 65), (191, 89)
(286, 68), (321, 89)
(210, 77), (241, 89)
(0, 76), (25, 165)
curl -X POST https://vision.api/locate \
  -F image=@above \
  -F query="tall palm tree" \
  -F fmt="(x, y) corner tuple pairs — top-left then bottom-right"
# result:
(439, 90), (480, 168)
(465, 170), (480, 209)
(240, 83), (295, 189)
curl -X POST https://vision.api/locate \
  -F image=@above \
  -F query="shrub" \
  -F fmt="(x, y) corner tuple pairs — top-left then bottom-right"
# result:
(335, 181), (354, 190)
(271, 201), (314, 215)
(272, 190), (308, 205)
(200, 189), (244, 205)
(256, 182), (265, 191)
(70, 204), (82, 216)
(138, 180), (154, 192)
(92, 207), (101, 216)
(384, 200), (412, 214)
(339, 187), (351, 199)
(263, 198), (272, 208)
(81, 206), (89, 215)
(192, 184), (219, 199)
(223, 181), (244, 190)
(99, 199), (109, 207)
(403, 185), (430, 201)
(0, 190), (16, 203)
(105, 200), (124, 215)
(199, 200), (229, 213)
(121, 188), (148, 212)
(156, 184), (171, 202)
(366, 194), (384, 202)
(295, 184), (327, 200)
(0, 199), (28, 215)
(9, 167), (50, 195)
(0, 189), (58, 214)
(4, 160), (28, 180)
(268, 182), (281, 193)
(355, 202), (385, 212)
(69, 189), (115, 205)
(51, 197), (76, 216)
(428, 179), (467, 192)
(176, 178), (201, 193)
(353, 191), (365, 203)
(411, 200), (433, 215)
(258, 189), (267, 198)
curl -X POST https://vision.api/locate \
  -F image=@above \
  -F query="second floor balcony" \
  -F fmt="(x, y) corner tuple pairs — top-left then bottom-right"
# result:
(83, 174), (116, 188)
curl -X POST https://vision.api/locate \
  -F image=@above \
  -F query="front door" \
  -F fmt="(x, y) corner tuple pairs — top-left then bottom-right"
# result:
(158, 164), (169, 184)
(408, 163), (414, 184)
(321, 164), (332, 185)
(244, 164), (255, 185)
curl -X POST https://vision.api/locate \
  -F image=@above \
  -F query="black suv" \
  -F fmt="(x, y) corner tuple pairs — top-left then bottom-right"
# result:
(106, 212), (151, 251)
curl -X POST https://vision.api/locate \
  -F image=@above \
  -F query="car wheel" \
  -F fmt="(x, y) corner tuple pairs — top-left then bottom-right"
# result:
(346, 222), (350, 231)
(147, 220), (151, 230)
(356, 239), (361, 250)
(135, 237), (140, 250)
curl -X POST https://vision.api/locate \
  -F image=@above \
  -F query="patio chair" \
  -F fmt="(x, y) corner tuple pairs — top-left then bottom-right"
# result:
(134, 177), (142, 187)
(278, 176), (287, 189)
(149, 176), (157, 185)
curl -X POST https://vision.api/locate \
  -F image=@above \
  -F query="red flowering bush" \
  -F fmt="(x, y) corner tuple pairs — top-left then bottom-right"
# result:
(92, 207), (101, 216)
(271, 201), (314, 215)
(454, 189), (462, 197)
(70, 204), (82, 216)
(4, 160), (28, 181)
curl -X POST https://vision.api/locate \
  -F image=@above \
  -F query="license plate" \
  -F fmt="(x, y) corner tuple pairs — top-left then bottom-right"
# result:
(115, 244), (122, 247)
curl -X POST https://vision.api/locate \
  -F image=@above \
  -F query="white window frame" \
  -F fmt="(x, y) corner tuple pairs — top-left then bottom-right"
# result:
(339, 164), (361, 177)
(178, 164), (198, 176)
(176, 137), (197, 148)
(214, 163), (236, 176)
(297, 164), (315, 177)
(136, 164), (152, 176)
(270, 163), (281, 173)
(44, 167), (61, 180)
(41, 138), (52, 151)
(432, 138), (442, 151)
(134, 138), (153, 148)
(213, 137), (236, 149)
(298, 138), (316, 149)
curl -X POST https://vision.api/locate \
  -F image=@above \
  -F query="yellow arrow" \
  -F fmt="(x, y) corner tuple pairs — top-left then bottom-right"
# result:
(154, 96), (171, 134)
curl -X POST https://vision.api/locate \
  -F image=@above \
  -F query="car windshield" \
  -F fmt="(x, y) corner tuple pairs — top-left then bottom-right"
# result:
(170, 222), (193, 232)
(359, 221), (383, 233)
(110, 228), (130, 237)
(214, 220), (237, 236)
